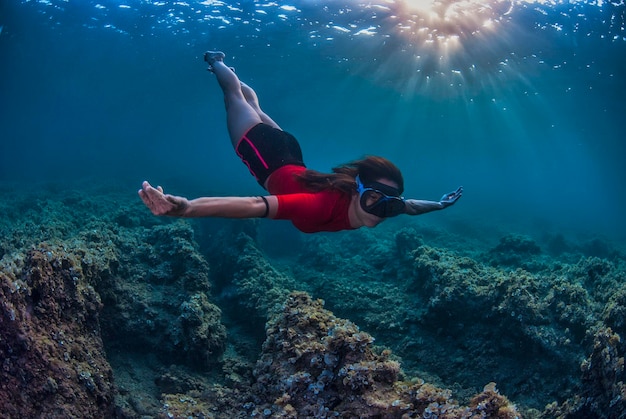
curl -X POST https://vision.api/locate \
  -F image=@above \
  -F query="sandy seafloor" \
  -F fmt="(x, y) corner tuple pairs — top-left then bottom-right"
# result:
(1, 0), (626, 418)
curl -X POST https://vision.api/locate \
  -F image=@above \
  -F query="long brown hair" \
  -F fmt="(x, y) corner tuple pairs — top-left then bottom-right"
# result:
(296, 156), (404, 194)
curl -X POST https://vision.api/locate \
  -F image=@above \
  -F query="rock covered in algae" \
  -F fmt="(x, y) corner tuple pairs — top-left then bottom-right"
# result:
(245, 291), (520, 418)
(543, 327), (626, 418)
(0, 187), (230, 416)
(3, 185), (626, 418)
(0, 244), (115, 417)
(98, 220), (227, 369)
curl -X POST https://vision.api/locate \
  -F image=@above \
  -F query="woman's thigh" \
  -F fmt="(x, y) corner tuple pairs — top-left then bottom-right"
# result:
(225, 96), (264, 148)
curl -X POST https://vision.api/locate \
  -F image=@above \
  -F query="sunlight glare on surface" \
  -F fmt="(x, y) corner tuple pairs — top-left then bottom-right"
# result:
(362, 0), (621, 96)
(392, 0), (511, 49)
(360, 0), (518, 96)
(21, 0), (625, 97)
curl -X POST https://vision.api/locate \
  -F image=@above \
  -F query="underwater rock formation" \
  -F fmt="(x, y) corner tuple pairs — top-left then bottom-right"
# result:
(0, 188), (229, 417)
(483, 234), (545, 271)
(202, 224), (298, 316)
(0, 245), (114, 417)
(98, 221), (227, 369)
(543, 327), (626, 418)
(2, 185), (626, 418)
(279, 226), (623, 411)
(160, 291), (521, 418)
(251, 291), (404, 417)
(250, 291), (521, 418)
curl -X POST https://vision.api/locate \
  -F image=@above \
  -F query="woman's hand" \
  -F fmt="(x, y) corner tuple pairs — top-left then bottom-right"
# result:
(439, 186), (463, 208)
(138, 181), (190, 217)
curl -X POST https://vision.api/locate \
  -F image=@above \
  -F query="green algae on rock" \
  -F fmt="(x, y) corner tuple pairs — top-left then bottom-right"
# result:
(543, 327), (626, 418)
(2, 184), (626, 417)
(0, 245), (115, 417)
(159, 291), (521, 419)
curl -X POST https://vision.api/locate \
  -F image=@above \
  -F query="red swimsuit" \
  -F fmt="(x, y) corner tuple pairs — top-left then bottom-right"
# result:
(266, 165), (355, 233)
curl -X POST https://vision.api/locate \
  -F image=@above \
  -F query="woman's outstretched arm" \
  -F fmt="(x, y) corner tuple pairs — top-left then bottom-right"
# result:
(404, 186), (463, 216)
(138, 181), (277, 218)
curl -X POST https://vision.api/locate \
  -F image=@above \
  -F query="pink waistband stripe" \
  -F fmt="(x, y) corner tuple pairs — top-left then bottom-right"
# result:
(239, 134), (269, 169)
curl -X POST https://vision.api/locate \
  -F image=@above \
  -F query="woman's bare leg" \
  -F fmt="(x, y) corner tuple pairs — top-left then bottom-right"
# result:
(240, 82), (282, 130)
(206, 52), (263, 148)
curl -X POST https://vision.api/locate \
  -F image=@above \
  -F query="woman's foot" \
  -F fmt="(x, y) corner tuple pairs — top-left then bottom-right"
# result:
(204, 51), (225, 72)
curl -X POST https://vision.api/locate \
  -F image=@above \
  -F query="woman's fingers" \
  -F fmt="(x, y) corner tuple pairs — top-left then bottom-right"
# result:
(139, 181), (170, 215)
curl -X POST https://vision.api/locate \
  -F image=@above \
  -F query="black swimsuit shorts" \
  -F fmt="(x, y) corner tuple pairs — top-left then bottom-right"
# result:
(235, 123), (306, 187)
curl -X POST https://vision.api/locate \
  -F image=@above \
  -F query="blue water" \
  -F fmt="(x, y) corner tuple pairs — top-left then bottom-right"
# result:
(1, 0), (625, 242)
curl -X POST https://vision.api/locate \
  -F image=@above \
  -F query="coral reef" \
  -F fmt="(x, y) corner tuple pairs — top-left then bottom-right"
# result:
(483, 234), (546, 272)
(0, 244), (114, 417)
(159, 291), (521, 419)
(1, 182), (626, 418)
(248, 291), (521, 418)
(251, 292), (404, 417)
(0, 184), (229, 417)
(288, 226), (625, 410)
(97, 220), (227, 369)
(543, 327), (626, 418)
